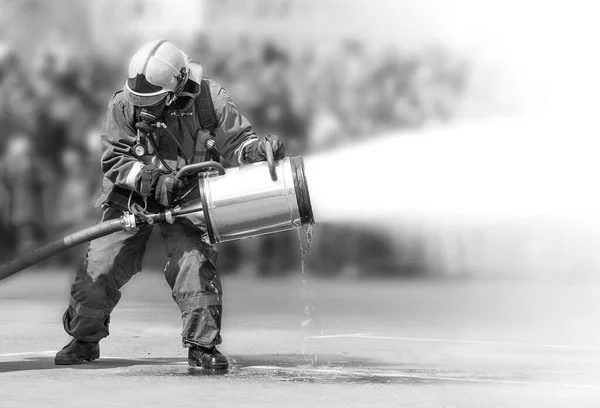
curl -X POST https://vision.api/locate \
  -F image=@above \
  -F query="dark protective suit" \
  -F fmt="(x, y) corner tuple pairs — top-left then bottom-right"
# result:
(62, 77), (258, 348)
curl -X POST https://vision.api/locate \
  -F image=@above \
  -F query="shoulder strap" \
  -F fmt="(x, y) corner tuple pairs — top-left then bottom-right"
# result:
(197, 79), (218, 135)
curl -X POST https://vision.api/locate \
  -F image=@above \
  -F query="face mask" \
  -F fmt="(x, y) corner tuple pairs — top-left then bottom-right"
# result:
(140, 99), (167, 119)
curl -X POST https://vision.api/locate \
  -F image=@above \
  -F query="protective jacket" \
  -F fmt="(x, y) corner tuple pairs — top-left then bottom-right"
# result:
(95, 77), (258, 210)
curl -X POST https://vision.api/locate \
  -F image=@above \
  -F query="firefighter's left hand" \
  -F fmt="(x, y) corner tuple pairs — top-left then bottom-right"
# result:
(245, 134), (285, 164)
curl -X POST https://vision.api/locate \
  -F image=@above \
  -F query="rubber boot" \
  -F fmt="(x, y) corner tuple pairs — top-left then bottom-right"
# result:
(54, 339), (100, 365)
(188, 346), (229, 371)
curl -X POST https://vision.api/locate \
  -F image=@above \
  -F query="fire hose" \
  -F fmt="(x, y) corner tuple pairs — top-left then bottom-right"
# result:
(0, 218), (131, 282)
(0, 145), (314, 282)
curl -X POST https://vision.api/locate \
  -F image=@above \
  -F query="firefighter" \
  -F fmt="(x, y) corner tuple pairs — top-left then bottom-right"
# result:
(55, 40), (284, 370)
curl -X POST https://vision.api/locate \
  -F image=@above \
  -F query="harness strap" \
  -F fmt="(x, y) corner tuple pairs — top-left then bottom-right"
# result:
(197, 80), (221, 163)
(198, 79), (218, 135)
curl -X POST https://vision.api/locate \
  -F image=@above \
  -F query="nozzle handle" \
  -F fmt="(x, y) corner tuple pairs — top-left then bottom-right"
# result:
(175, 161), (225, 180)
(265, 141), (277, 181)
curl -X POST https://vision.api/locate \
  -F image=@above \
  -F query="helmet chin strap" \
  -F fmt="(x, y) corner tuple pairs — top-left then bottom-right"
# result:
(165, 64), (196, 106)
(165, 93), (177, 106)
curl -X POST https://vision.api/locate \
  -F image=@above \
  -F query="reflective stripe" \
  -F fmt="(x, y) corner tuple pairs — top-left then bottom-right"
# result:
(69, 296), (106, 319)
(125, 162), (144, 189)
(236, 137), (258, 164)
(177, 294), (222, 312)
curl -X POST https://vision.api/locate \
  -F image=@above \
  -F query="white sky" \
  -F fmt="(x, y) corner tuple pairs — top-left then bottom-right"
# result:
(394, 0), (600, 116)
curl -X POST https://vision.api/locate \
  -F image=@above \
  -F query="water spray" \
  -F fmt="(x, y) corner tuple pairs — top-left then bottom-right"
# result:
(304, 116), (600, 226)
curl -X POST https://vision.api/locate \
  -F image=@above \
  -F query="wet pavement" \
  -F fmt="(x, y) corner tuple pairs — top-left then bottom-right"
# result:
(1, 269), (600, 407)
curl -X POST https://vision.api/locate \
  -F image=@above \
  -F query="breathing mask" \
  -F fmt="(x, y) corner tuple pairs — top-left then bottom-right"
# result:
(131, 108), (162, 158)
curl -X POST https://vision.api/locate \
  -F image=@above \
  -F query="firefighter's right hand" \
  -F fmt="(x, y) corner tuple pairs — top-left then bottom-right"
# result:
(153, 173), (184, 207)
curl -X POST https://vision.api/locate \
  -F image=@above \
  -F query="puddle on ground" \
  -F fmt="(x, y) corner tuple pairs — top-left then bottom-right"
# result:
(113, 353), (474, 385)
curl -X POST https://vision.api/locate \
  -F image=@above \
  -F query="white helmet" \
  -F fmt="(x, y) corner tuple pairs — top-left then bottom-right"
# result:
(124, 39), (199, 107)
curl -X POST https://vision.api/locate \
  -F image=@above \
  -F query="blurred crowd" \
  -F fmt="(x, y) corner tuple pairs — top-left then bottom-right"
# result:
(0, 38), (107, 263)
(0, 34), (469, 277)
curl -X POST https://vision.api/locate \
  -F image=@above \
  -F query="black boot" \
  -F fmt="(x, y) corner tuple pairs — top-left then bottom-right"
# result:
(188, 346), (229, 371)
(54, 339), (100, 365)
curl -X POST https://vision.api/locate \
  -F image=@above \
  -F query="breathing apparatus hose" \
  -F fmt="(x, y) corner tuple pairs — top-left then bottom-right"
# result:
(0, 219), (126, 282)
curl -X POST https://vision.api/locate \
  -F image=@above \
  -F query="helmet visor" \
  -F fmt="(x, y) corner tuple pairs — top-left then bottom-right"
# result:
(123, 82), (168, 107)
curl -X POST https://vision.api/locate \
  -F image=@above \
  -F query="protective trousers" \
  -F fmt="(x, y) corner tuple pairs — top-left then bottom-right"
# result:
(62, 207), (223, 348)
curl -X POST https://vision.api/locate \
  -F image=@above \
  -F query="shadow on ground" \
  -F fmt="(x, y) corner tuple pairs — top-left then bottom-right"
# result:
(0, 356), (183, 373)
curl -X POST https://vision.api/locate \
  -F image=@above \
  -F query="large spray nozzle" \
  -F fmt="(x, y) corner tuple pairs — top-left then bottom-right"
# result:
(177, 156), (313, 243)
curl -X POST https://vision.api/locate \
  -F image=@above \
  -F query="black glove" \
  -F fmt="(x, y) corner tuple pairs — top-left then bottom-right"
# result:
(153, 172), (184, 207)
(243, 134), (285, 163)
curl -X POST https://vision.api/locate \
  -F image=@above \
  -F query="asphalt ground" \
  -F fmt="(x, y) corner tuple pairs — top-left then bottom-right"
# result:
(1, 268), (599, 407)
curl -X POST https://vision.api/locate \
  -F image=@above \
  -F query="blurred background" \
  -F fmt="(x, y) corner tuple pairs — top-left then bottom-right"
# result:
(0, 0), (599, 281)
